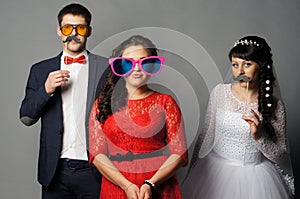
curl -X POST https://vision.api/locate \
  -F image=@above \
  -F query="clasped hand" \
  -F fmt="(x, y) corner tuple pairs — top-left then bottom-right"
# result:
(125, 183), (152, 199)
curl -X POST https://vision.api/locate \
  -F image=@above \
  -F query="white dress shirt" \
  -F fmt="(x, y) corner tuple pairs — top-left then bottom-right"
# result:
(60, 51), (89, 161)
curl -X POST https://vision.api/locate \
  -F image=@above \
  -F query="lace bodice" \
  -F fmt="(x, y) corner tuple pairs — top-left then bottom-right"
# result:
(213, 85), (262, 164)
(89, 92), (188, 166)
(213, 109), (262, 164)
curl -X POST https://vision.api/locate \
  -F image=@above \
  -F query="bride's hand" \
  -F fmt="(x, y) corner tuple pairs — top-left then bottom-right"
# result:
(242, 109), (262, 140)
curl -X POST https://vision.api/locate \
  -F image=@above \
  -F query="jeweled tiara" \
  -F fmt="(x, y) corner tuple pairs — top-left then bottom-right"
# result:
(234, 39), (260, 47)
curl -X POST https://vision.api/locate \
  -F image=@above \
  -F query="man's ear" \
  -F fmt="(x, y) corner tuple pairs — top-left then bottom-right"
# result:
(86, 26), (92, 37)
(57, 25), (62, 37)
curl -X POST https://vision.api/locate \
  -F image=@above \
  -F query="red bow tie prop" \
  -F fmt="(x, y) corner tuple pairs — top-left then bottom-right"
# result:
(64, 55), (86, 65)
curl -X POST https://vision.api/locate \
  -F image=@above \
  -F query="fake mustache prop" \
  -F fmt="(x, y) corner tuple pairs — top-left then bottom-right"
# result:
(63, 36), (80, 43)
(233, 75), (252, 115)
(233, 75), (251, 82)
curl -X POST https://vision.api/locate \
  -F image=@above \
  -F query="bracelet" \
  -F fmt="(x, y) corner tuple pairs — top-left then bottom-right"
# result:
(143, 180), (156, 192)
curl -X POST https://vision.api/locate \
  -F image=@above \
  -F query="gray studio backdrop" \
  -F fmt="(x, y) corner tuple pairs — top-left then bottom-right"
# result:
(1, 0), (299, 198)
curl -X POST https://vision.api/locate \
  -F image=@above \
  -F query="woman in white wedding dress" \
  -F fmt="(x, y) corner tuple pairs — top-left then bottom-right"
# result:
(181, 36), (294, 199)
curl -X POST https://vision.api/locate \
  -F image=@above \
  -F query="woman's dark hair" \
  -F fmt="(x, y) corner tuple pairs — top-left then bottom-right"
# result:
(96, 35), (158, 124)
(229, 36), (276, 140)
(57, 3), (92, 26)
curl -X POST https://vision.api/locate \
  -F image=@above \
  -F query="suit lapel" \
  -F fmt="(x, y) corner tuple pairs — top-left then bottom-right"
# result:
(86, 53), (98, 122)
(52, 53), (63, 121)
(51, 52), (63, 71)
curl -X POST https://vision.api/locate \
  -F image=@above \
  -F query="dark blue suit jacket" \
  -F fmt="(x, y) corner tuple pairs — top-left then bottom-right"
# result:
(19, 52), (107, 187)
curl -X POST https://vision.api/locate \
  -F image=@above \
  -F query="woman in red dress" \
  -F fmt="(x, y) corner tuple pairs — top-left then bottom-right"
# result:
(89, 35), (188, 199)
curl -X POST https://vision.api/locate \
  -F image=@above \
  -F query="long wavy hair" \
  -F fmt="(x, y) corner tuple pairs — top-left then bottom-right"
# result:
(96, 35), (158, 124)
(229, 35), (277, 140)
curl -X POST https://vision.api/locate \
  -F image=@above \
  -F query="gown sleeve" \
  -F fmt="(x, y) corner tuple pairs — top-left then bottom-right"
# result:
(255, 100), (288, 163)
(255, 100), (294, 195)
(189, 84), (220, 168)
(164, 95), (188, 166)
(88, 99), (108, 164)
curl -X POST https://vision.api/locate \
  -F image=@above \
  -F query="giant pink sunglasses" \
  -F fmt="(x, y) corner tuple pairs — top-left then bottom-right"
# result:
(109, 56), (165, 76)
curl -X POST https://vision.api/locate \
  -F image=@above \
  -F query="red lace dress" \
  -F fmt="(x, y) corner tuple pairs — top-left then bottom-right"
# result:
(89, 92), (188, 199)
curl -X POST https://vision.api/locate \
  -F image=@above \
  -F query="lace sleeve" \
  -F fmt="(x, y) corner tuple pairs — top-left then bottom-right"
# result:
(190, 84), (220, 167)
(164, 95), (188, 166)
(88, 99), (108, 164)
(255, 100), (288, 164)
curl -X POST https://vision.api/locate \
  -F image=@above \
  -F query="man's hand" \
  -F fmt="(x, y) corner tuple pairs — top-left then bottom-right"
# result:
(45, 70), (70, 95)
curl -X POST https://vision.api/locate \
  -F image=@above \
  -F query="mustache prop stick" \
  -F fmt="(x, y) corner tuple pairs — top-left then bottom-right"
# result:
(234, 75), (252, 115)
(63, 36), (80, 43)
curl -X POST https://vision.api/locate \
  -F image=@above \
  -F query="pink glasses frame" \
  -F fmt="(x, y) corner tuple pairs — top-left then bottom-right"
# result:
(108, 56), (165, 76)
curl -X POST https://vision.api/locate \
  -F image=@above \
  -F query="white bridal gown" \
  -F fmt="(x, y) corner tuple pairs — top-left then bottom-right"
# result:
(182, 84), (293, 199)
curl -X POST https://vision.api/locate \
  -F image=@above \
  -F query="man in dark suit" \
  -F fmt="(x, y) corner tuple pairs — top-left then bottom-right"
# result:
(19, 3), (106, 199)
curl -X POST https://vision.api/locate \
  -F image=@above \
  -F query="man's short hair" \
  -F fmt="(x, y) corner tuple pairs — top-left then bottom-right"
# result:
(57, 3), (92, 26)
